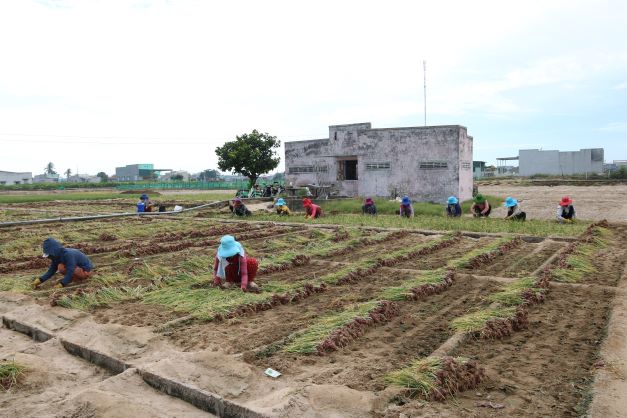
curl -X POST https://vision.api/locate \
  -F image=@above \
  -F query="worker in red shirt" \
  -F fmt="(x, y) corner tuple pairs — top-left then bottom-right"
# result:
(212, 235), (259, 292)
(303, 198), (322, 219)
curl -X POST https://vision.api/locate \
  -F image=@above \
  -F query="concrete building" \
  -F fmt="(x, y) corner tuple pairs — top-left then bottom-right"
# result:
(160, 170), (191, 181)
(0, 171), (32, 185)
(115, 164), (171, 181)
(66, 174), (101, 183)
(519, 148), (604, 176)
(285, 123), (473, 202)
(33, 173), (59, 183)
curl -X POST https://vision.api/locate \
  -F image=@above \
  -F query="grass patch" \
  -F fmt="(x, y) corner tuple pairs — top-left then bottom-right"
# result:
(552, 229), (609, 283)
(56, 286), (146, 310)
(486, 277), (544, 306)
(283, 301), (381, 354)
(377, 269), (448, 301)
(450, 307), (518, 333)
(0, 360), (26, 391)
(446, 236), (516, 269)
(228, 213), (588, 237)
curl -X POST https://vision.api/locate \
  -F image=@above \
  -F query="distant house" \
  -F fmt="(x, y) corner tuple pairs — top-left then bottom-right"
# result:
(66, 174), (101, 183)
(160, 170), (191, 181)
(33, 173), (60, 183)
(519, 149), (604, 176)
(0, 171), (33, 185)
(285, 122), (474, 202)
(115, 164), (172, 181)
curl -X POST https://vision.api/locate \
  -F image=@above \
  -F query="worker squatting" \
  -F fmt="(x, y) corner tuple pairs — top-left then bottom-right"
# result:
(31, 194), (576, 292)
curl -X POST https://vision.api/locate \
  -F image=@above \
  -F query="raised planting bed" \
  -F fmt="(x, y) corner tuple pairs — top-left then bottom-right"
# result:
(385, 356), (484, 401)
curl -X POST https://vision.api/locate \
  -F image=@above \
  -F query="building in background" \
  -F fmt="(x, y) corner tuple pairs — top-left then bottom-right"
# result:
(285, 122), (473, 202)
(160, 170), (191, 181)
(66, 174), (101, 183)
(518, 148), (604, 176)
(0, 171), (32, 185)
(33, 173), (59, 183)
(115, 164), (171, 181)
(473, 161), (486, 179)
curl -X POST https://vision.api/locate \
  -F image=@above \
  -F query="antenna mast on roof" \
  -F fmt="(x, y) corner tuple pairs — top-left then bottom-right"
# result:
(423, 60), (427, 126)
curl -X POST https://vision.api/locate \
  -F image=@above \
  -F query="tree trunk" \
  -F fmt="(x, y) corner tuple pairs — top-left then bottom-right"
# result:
(248, 176), (258, 190)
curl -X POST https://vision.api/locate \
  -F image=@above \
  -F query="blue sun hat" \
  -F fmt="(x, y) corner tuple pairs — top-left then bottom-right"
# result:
(401, 196), (411, 205)
(140, 193), (148, 200)
(503, 197), (518, 207)
(217, 235), (243, 258)
(447, 196), (458, 205)
(275, 198), (286, 206)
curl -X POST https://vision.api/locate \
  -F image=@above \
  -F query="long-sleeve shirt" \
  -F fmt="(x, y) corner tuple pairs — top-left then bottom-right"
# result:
(40, 238), (93, 286)
(362, 204), (377, 215)
(471, 201), (490, 215)
(213, 254), (249, 289)
(400, 204), (414, 217)
(446, 203), (462, 217)
(305, 204), (321, 218)
(556, 205), (576, 221)
(506, 204), (524, 218)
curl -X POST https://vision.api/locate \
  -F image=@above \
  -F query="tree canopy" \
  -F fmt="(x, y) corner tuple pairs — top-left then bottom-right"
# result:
(198, 169), (220, 181)
(44, 162), (57, 175)
(96, 172), (109, 182)
(215, 130), (280, 188)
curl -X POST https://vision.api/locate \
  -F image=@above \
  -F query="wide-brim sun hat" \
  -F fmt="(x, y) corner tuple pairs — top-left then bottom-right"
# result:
(217, 235), (242, 258)
(559, 196), (573, 206)
(401, 196), (411, 205)
(140, 193), (148, 199)
(275, 198), (286, 206)
(447, 196), (458, 205)
(474, 194), (486, 203)
(233, 198), (242, 204)
(303, 198), (312, 206)
(365, 197), (374, 205)
(503, 197), (518, 207)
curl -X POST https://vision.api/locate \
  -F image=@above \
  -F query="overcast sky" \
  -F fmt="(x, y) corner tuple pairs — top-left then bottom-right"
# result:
(1, 0), (626, 176)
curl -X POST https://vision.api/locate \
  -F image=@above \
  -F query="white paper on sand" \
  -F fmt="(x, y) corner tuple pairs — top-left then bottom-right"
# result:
(264, 368), (281, 378)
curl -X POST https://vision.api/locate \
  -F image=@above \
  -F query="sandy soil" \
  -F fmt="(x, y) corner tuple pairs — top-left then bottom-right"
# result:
(478, 184), (627, 222)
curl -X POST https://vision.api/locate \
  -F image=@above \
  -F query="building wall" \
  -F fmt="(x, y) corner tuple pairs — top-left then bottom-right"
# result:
(0, 171), (32, 185)
(286, 123), (473, 202)
(519, 149), (604, 176)
(33, 174), (59, 183)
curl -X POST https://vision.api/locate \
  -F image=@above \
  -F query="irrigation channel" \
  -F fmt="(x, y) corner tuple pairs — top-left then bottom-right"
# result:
(1, 217), (626, 417)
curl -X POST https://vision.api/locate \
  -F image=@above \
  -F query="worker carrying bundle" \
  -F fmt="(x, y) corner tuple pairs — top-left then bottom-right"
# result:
(303, 198), (322, 219)
(212, 235), (259, 292)
(32, 238), (94, 289)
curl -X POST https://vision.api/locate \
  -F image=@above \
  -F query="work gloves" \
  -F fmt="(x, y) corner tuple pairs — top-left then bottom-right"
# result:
(31, 278), (41, 289)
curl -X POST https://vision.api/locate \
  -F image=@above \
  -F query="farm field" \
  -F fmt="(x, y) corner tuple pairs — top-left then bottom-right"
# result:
(1, 201), (626, 417)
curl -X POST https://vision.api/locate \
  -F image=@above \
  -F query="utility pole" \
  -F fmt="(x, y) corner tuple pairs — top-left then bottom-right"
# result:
(423, 60), (427, 126)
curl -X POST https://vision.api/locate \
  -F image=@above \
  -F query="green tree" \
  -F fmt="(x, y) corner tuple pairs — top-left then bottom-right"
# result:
(199, 169), (220, 181)
(96, 172), (109, 182)
(171, 174), (184, 181)
(215, 130), (280, 188)
(64, 168), (72, 179)
(44, 162), (57, 175)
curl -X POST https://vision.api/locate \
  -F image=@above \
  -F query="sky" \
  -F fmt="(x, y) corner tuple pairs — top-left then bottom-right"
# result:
(0, 0), (626, 176)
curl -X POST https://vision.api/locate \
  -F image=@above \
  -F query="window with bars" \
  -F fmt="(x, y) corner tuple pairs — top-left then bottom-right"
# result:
(419, 161), (448, 169)
(365, 162), (391, 170)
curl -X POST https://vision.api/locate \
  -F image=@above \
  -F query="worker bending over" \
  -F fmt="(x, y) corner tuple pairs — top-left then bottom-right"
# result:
(362, 197), (377, 215)
(504, 197), (526, 221)
(446, 196), (462, 217)
(212, 235), (259, 292)
(471, 194), (491, 217)
(400, 196), (414, 218)
(32, 238), (94, 289)
(303, 198), (322, 219)
(274, 198), (291, 216)
(230, 198), (252, 216)
(556, 196), (576, 223)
